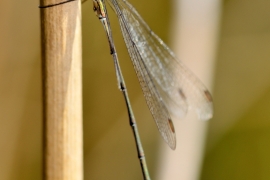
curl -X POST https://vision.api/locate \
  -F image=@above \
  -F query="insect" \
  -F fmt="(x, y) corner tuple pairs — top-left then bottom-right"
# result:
(92, 0), (213, 149)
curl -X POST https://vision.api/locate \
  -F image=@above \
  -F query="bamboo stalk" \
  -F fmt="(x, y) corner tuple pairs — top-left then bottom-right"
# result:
(40, 0), (83, 179)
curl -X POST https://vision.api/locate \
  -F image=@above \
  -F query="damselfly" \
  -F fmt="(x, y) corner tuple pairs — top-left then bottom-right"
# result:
(93, 0), (213, 148)
(92, 0), (213, 179)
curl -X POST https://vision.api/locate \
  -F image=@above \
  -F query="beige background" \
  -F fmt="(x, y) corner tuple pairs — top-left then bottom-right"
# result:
(0, 0), (270, 179)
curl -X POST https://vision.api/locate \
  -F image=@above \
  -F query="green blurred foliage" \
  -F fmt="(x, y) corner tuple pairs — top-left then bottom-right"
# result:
(202, 88), (270, 180)
(201, 0), (270, 179)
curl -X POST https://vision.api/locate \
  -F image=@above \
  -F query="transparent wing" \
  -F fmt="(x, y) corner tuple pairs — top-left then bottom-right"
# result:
(107, 0), (213, 148)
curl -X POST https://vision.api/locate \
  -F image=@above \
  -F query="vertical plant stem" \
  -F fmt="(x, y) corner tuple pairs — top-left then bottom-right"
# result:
(40, 0), (83, 179)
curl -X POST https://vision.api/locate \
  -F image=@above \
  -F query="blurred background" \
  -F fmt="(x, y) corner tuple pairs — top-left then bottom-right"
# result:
(1, 0), (270, 179)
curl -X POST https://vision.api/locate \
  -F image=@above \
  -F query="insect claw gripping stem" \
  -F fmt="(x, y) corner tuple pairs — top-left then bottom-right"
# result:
(39, 0), (76, 8)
